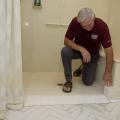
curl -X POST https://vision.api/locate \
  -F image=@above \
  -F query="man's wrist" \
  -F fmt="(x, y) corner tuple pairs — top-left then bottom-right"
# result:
(79, 46), (83, 52)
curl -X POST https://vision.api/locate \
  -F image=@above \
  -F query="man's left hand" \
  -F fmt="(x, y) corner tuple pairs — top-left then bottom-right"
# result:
(103, 72), (112, 86)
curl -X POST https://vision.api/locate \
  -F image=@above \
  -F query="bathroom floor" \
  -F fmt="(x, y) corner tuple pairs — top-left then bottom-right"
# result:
(6, 102), (120, 120)
(23, 72), (108, 106)
(6, 72), (120, 120)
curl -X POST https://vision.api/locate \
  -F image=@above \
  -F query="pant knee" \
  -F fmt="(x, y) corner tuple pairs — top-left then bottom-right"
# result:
(61, 47), (72, 58)
(82, 62), (97, 86)
(82, 75), (95, 86)
(82, 79), (94, 86)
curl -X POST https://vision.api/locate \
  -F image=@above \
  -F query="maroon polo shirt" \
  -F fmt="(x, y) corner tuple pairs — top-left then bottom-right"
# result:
(65, 17), (112, 54)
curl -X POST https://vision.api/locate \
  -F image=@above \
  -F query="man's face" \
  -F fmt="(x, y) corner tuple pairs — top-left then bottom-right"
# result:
(80, 18), (95, 31)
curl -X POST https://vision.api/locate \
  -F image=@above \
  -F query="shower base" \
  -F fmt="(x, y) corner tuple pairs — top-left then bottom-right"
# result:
(23, 72), (109, 106)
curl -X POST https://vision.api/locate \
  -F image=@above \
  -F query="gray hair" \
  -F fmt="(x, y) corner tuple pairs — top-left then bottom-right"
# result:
(77, 8), (95, 22)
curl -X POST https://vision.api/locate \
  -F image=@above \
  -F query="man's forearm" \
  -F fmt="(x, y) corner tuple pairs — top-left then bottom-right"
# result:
(104, 47), (113, 73)
(64, 37), (91, 63)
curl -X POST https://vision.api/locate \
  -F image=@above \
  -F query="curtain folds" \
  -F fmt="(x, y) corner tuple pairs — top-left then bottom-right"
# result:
(0, 0), (24, 119)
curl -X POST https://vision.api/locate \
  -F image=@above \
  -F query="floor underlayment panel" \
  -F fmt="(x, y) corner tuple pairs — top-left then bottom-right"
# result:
(23, 72), (108, 106)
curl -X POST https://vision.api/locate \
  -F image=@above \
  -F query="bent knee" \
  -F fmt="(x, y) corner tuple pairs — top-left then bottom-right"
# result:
(61, 47), (73, 57)
(83, 80), (94, 86)
(82, 76), (94, 86)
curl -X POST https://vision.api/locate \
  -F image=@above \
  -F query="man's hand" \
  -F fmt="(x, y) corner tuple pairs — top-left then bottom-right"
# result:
(79, 46), (91, 63)
(103, 72), (112, 86)
(64, 38), (91, 63)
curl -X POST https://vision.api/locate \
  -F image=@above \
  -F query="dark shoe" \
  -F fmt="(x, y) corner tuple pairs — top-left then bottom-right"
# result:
(62, 81), (72, 93)
(73, 64), (83, 77)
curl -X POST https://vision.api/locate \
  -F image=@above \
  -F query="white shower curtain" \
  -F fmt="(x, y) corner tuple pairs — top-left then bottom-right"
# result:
(0, 0), (24, 119)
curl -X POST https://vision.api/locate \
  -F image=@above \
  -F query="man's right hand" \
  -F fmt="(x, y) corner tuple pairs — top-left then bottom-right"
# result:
(79, 46), (91, 63)
(64, 38), (91, 63)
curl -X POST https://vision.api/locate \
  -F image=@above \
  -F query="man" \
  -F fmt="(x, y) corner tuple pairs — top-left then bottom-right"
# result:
(61, 8), (113, 93)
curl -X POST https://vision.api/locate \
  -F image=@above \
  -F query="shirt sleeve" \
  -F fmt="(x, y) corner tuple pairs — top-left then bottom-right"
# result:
(65, 18), (76, 40)
(100, 23), (112, 48)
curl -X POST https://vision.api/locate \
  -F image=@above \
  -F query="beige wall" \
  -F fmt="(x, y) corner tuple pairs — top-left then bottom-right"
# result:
(102, 0), (120, 100)
(21, 0), (109, 72)
(107, 0), (120, 60)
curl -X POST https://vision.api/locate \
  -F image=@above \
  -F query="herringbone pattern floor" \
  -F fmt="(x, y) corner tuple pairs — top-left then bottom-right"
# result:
(6, 102), (120, 120)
